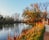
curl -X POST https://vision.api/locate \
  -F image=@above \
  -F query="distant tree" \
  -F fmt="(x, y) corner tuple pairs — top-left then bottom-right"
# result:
(0, 15), (3, 20)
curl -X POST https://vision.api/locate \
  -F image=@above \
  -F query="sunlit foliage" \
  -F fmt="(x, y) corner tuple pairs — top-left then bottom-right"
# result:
(16, 4), (45, 40)
(16, 22), (45, 40)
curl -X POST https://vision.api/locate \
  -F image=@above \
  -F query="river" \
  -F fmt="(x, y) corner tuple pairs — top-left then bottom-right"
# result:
(0, 23), (32, 40)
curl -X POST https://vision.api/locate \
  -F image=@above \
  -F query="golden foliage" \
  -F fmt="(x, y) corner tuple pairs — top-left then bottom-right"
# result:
(16, 4), (45, 40)
(16, 22), (44, 40)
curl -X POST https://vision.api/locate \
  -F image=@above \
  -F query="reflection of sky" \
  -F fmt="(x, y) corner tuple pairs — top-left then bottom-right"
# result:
(0, 30), (9, 40)
(0, 0), (49, 17)
(0, 29), (14, 40)
(0, 23), (31, 40)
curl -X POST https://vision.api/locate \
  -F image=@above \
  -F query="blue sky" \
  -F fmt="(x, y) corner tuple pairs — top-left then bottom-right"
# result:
(0, 0), (49, 16)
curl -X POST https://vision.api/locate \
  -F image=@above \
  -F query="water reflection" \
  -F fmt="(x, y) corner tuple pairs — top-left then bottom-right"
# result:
(0, 23), (32, 40)
(0, 24), (2, 30)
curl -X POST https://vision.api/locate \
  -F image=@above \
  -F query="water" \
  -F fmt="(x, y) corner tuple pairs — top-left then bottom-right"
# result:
(0, 23), (32, 40)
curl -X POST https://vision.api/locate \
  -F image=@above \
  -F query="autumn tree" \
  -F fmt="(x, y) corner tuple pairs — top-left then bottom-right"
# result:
(22, 4), (43, 24)
(17, 4), (45, 40)
(14, 3), (45, 40)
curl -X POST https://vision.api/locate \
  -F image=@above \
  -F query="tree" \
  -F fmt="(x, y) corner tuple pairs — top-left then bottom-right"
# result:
(0, 15), (3, 20)
(22, 4), (42, 24)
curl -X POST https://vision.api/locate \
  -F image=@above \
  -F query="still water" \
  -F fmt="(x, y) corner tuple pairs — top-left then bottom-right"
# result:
(0, 23), (32, 40)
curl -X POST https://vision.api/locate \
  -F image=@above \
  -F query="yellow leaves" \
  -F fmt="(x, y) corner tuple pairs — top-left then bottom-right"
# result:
(36, 22), (44, 29)
(18, 4), (45, 40)
(16, 22), (44, 40)
(37, 32), (41, 36)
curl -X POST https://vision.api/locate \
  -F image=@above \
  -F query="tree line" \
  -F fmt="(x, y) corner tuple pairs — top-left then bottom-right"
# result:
(0, 15), (14, 24)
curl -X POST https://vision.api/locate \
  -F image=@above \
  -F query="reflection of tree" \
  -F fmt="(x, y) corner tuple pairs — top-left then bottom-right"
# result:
(3, 24), (14, 29)
(0, 24), (2, 29)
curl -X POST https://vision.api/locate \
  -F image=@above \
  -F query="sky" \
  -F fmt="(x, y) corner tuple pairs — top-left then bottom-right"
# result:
(0, 0), (49, 17)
